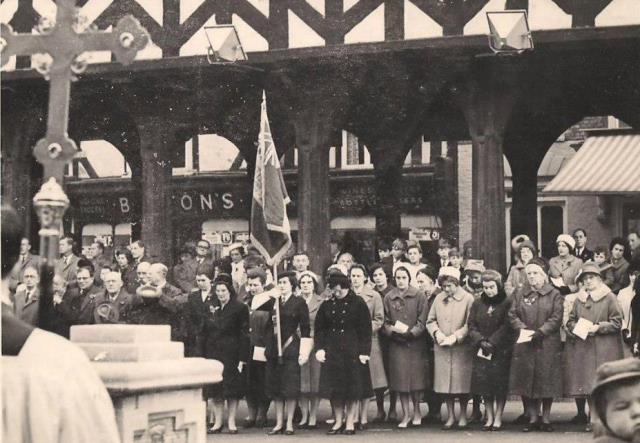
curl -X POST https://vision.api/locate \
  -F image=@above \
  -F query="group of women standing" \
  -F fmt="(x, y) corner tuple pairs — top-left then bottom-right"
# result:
(192, 232), (637, 435)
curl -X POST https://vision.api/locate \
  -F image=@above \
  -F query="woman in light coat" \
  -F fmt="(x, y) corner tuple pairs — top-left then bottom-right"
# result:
(509, 257), (564, 432)
(383, 266), (428, 428)
(349, 264), (387, 428)
(549, 234), (583, 295)
(426, 266), (475, 430)
(505, 240), (536, 297)
(565, 263), (624, 432)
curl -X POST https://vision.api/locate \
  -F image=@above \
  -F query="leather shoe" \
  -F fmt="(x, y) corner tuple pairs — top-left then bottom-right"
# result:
(228, 429), (238, 435)
(208, 427), (223, 434)
(540, 422), (554, 432)
(326, 426), (344, 435)
(268, 428), (284, 435)
(284, 429), (295, 436)
(344, 429), (356, 435)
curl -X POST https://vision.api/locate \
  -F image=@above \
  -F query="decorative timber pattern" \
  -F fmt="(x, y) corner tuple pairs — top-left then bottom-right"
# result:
(0, 0), (636, 66)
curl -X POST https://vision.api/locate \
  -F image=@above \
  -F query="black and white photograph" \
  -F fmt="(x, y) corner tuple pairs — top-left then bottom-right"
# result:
(1, 1), (640, 442)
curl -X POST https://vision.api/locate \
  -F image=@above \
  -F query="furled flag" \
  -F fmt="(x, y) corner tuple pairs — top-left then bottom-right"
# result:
(250, 91), (292, 266)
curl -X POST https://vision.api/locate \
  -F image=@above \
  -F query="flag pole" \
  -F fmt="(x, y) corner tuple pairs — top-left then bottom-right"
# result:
(273, 262), (283, 365)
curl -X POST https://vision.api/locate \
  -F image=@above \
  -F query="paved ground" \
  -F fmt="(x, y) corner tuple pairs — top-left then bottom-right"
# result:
(207, 400), (594, 442)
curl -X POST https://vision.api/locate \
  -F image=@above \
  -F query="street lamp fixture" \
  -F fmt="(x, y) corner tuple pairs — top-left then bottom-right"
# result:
(486, 10), (533, 54)
(204, 24), (247, 63)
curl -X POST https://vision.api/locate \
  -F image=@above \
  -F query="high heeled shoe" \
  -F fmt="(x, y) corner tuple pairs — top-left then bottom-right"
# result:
(207, 427), (223, 434)
(326, 425), (344, 435)
(268, 428), (284, 435)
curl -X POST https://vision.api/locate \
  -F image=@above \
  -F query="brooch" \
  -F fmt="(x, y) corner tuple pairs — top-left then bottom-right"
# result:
(487, 306), (495, 315)
(210, 306), (219, 314)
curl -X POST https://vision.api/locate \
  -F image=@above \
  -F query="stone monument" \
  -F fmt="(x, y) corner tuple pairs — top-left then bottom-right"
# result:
(70, 324), (221, 443)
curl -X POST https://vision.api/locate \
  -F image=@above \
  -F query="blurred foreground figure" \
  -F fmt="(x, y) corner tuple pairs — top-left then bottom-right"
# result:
(1, 205), (120, 443)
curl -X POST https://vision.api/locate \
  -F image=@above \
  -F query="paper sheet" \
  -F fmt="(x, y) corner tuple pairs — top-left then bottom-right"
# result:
(517, 329), (535, 343)
(477, 348), (492, 360)
(572, 317), (594, 340)
(391, 320), (409, 334)
(252, 346), (266, 362)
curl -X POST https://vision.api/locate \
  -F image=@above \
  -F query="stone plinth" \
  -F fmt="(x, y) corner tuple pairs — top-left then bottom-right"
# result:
(70, 324), (221, 443)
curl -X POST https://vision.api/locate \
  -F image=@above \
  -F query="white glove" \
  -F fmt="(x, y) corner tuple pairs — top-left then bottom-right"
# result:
(238, 362), (245, 373)
(315, 349), (326, 363)
(441, 335), (456, 347)
(298, 355), (309, 366)
(53, 293), (63, 305)
(358, 355), (370, 364)
(434, 330), (446, 346)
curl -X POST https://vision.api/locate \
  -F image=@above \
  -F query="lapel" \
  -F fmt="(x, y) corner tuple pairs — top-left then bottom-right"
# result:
(23, 288), (39, 308)
(79, 286), (98, 311)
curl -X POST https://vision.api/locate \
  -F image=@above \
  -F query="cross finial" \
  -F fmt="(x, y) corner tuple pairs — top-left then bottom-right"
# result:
(1, 0), (150, 185)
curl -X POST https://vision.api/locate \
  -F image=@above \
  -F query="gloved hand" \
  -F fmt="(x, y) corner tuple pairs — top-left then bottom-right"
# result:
(588, 323), (600, 335)
(391, 332), (408, 343)
(434, 330), (446, 346)
(298, 355), (309, 366)
(531, 330), (544, 345)
(358, 355), (370, 364)
(480, 340), (495, 355)
(238, 362), (245, 373)
(315, 349), (326, 363)
(634, 343), (640, 357)
(558, 286), (572, 296)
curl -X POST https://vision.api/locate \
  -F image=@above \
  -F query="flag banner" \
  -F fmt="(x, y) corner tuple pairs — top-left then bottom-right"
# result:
(250, 91), (292, 266)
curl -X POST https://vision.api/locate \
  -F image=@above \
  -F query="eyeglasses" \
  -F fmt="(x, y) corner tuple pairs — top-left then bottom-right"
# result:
(197, 245), (209, 249)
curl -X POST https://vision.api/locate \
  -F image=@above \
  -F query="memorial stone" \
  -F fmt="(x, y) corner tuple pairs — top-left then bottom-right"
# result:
(70, 324), (221, 443)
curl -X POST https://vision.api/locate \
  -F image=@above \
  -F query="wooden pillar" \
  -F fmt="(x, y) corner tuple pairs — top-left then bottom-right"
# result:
(509, 154), (540, 243)
(370, 145), (406, 242)
(1, 95), (45, 240)
(136, 117), (176, 266)
(293, 111), (332, 277)
(457, 73), (518, 273)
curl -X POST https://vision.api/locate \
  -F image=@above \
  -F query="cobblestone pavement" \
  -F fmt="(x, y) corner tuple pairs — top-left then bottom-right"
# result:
(207, 400), (593, 442)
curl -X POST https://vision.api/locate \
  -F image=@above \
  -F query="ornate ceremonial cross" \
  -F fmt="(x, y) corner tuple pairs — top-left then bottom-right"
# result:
(0, 0), (150, 185)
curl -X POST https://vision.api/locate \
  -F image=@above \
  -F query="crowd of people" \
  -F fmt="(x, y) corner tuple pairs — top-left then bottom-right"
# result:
(6, 226), (640, 438)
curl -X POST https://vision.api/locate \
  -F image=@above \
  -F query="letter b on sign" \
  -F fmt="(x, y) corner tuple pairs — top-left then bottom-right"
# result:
(119, 197), (130, 213)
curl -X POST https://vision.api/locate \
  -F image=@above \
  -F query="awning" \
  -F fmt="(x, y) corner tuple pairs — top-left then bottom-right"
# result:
(544, 133), (640, 195)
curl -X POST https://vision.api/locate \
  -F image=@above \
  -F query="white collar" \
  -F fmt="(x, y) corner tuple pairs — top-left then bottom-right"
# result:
(577, 283), (611, 303)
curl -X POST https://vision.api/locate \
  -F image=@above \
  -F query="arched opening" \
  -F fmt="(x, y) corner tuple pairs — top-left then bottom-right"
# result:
(65, 139), (132, 180)
(507, 114), (638, 260)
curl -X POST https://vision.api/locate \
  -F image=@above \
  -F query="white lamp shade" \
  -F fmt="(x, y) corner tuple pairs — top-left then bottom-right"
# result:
(204, 25), (247, 62)
(487, 10), (533, 53)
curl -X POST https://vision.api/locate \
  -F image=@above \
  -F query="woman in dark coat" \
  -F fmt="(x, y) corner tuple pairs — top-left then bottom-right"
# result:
(509, 257), (564, 432)
(298, 271), (324, 428)
(244, 267), (273, 428)
(203, 276), (250, 434)
(185, 264), (219, 358)
(315, 271), (372, 435)
(264, 271), (311, 435)
(468, 270), (516, 431)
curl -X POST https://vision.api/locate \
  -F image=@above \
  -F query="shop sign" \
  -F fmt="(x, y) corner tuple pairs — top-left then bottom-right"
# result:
(409, 228), (441, 242)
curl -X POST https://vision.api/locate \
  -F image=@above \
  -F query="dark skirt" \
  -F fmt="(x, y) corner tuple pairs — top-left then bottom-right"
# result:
(204, 360), (245, 399)
(265, 356), (301, 399)
(247, 360), (269, 404)
(319, 355), (373, 401)
(471, 350), (512, 397)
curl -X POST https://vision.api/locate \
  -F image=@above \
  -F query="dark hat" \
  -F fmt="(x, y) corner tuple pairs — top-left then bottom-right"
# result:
(576, 261), (602, 283)
(276, 270), (297, 281)
(517, 239), (537, 256)
(417, 265), (437, 282)
(525, 256), (549, 275)
(214, 272), (233, 287)
(326, 270), (350, 289)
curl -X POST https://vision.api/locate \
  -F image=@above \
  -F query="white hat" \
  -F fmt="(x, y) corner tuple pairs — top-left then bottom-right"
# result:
(438, 266), (461, 281)
(556, 234), (576, 250)
(227, 243), (244, 254)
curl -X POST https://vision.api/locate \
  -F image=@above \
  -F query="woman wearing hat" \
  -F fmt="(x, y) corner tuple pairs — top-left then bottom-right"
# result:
(505, 240), (537, 297)
(565, 262), (624, 432)
(297, 271), (324, 429)
(468, 270), (517, 431)
(508, 257), (564, 432)
(549, 234), (584, 295)
(264, 271), (311, 435)
(350, 264), (387, 429)
(185, 264), (219, 358)
(203, 276), (250, 434)
(315, 270), (373, 435)
(426, 266), (475, 430)
(383, 266), (429, 428)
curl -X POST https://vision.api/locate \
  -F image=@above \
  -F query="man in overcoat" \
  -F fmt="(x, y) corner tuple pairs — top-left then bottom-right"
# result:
(12, 266), (40, 326)
(8, 237), (39, 294)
